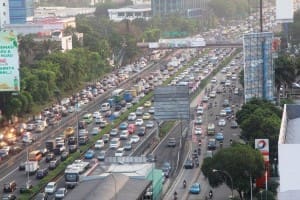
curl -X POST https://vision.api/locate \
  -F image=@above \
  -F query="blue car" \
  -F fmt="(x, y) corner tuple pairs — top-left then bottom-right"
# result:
(119, 122), (128, 130)
(215, 132), (224, 141)
(224, 107), (232, 114)
(189, 183), (201, 194)
(84, 150), (95, 159)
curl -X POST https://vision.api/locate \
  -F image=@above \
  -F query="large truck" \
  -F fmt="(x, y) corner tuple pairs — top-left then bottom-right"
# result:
(64, 160), (90, 188)
(25, 161), (39, 176)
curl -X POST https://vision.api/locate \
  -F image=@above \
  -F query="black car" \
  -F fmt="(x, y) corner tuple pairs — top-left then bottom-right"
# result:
(137, 126), (146, 136)
(78, 136), (89, 145)
(207, 139), (217, 151)
(69, 145), (77, 153)
(36, 168), (48, 179)
(61, 151), (69, 161)
(68, 137), (77, 145)
(19, 183), (33, 194)
(184, 159), (194, 169)
(34, 192), (48, 200)
(19, 162), (26, 171)
(2, 194), (17, 200)
(231, 121), (238, 129)
(167, 138), (176, 147)
(49, 159), (59, 170)
(45, 153), (55, 163)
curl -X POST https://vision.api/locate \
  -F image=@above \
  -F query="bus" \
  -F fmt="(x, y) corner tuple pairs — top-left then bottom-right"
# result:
(83, 113), (93, 124)
(28, 150), (43, 161)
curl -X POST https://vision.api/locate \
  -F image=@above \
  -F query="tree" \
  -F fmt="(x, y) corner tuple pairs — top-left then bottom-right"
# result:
(202, 144), (264, 199)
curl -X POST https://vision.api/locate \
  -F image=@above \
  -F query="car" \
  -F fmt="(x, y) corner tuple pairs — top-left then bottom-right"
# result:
(119, 122), (128, 130)
(3, 181), (17, 193)
(109, 138), (120, 149)
(97, 150), (106, 161)
(102, 134), (110, 143)
(184, 158), (194, 169)
(218, 118), (226, 126)
(148, 107), (155, 114)
(189, 183), (201, 194)
(223, 99), (230, 107)
(195, 116), (202, 125)
(54, 187), (67, 199)
(135, 118), (144, 126)
(91, 127), (100, 135)
(95, 140), (105, 149)
(84, 150), (95, 159)
(215, 132), (224, 141)
(128, 112), (137, 121)
(162, 161), (171, 178)
(34, 192), (48, 200)
(137, 126), (146, 136)
(202, 95), (209, 102)
(196, 106), (204, 115)
(36, 168), (48, 179)
(167, 138), (176, 147)
(224, 106), (232, 114)
(231, 120), (238, 128)
(130, 135), (140, 143)
(49, 159), (60, 170)
(19, 162), (26, 171)
(220, 109), (227, 116)
(120, 130), (129, 140)
(115, 148), (124, 157)
(124, 141), (132, 151)
(144, 101), (151, 107)
(19, 183), (33, 194)
(45, 153), (55, 163)
(207, 139), (217, 150)
(145, 120), (154, 128)
(194, 127), (202, 135)
(135, 107), (144, 116)
(110, 128), (119, 137)
(1, 194), (17, 200)
(146, 153), (156, 162)
(93, 111), (101, 118)
(63, 127), (75, 138)
(142, 112), (151, 120)
(44, 182), (57, 194)
(211, 78), (217, 83)
(60, 151), (69, 161)
(68, 144), (77, 153)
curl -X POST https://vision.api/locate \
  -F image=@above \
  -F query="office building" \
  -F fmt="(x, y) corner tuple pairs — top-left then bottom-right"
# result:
(107, 4), (151, 22)
(9, 0), (34, 24)
(0, 0), (10, 29)
(243, 32), (275, 103)
(151, 0), (208, 17)
(278, 104), (300, 199)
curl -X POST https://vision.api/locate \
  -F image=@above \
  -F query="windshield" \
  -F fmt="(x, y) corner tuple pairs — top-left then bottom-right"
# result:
(65, 173), (78, 182)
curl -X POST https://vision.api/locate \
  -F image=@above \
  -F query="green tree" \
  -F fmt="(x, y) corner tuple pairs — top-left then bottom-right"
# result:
(202, 144), (264, 199)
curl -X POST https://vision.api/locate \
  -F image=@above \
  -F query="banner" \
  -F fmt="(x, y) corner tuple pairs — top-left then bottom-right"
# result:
(0, 30), (20, 92)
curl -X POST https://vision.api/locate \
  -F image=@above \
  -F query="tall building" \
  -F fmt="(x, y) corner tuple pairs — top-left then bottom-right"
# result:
(9, 0), (34, 24)
(243, 32), (275, 103)
(0, 0), (10, 29)
(151, 0), (208, 17)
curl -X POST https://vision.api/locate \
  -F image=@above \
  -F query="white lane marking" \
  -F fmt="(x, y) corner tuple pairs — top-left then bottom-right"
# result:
(0, 167), (18, 182)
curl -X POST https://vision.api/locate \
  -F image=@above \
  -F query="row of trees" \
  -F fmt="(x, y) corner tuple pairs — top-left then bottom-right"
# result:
(202, 99), (281, 199)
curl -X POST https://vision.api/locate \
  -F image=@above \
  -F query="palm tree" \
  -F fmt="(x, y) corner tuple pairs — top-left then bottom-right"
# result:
(274, 55), (296, 103)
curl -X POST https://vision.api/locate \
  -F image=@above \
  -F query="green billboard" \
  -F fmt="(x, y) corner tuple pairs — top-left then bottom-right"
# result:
(0, 30), (20, 92)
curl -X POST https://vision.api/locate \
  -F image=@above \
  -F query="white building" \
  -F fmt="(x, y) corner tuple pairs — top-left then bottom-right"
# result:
(278, 104), (300, 199)
(34, 7), (96, 18)
(0, 0), (10, 29)
(108, 4), (151, 22)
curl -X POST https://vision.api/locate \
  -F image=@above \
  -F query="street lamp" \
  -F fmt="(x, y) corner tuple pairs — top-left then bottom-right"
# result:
(212, 169), (234, 199)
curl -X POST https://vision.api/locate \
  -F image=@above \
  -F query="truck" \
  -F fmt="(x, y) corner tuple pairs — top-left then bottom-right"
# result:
(207, 123), (215, 135)
(25, 161), (39, 175)
(45, 140), (56, 152)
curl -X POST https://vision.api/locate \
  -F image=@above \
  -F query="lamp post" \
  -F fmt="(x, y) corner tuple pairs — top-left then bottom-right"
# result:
(212, 169), (234, 199)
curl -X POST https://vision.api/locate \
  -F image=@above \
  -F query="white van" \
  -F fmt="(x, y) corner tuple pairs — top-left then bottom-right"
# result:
(101, 102), (111, 112)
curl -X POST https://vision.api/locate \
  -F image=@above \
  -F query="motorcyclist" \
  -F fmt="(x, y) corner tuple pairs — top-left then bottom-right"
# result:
(183, 180), (187, 188)
(209, 190), (213, 199)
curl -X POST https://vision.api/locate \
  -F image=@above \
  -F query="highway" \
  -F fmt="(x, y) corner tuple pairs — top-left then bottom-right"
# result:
(163, 51), (244, 200)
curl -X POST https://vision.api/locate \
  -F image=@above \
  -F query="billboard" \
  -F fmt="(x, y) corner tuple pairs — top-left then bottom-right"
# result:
(276, 0), (294, 23)
(255, 139), (269, 161)
(154, 86), (190, 120)
(0, 30), (20, 92)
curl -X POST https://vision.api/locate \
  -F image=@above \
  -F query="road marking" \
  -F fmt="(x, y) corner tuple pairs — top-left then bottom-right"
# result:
(0, 167), (18, 182)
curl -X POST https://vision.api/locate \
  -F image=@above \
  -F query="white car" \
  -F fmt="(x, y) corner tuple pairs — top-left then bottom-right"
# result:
(45, 182), (57, 194)
(218, 119), (226, 126)
(146, 120), (155, 128)
(135, 118), (144, 126)
(115, 148), (124, 157)
(130, 135), (140, 143)
(93, 111), (101, 118)
(91, 127), (100, 135)
(120, 130), (129, 140)
(194, 127), (202, 135)
(196, 106), (204, 115)
(128, 112), (137, 121)
(220, 109), (227, 117)
(110, 138), (120, 149)
(95, 140), (104, 149)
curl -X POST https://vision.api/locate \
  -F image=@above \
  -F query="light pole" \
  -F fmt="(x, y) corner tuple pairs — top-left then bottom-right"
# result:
(212, 169), (234, 199)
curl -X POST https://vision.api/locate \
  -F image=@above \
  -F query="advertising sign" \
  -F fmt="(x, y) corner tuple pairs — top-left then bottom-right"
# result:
(255, 139), (269, 162)
(0, 30), (20, 92)
(276, 0), (294, 23)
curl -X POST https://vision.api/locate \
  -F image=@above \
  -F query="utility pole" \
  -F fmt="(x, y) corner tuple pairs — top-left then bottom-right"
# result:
(260, 0), (263, 32)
